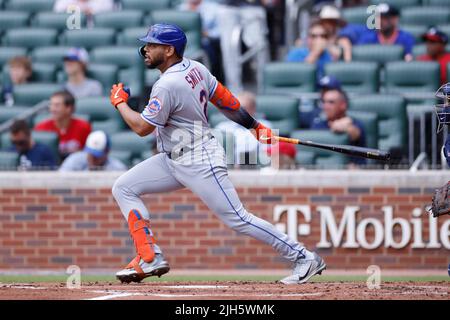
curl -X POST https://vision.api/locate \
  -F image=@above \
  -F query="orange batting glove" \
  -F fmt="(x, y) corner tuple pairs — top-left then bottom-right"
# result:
(110, 83), (130, 108)
(254, 122), (274, 144)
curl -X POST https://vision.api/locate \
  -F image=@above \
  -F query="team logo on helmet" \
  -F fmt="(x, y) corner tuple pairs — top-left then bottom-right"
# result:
(146, 97), (162, 115)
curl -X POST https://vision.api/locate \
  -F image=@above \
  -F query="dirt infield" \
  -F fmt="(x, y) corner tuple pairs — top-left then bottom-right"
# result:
(0, 281), (448, 300)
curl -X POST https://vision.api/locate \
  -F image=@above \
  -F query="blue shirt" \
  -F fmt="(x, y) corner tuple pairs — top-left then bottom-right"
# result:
(59, 151), (127, 171)
(8, 142), (57, 169)
(310, 116), (367, 165)
(286, 47), (332, 79)
(358, 29), (415, 56)
(338, 23), (372, 44)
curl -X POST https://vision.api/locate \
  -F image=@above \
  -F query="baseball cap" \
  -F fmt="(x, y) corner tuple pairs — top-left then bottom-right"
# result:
(267, 142), (297, 159)
(84, 131), (110, 158)
(63, 47), (89, 64)
(318, 75), (341, 90)
(319, 5), (347, 27)
(377, 3), (400, 17)
(422, 27), (448, 44)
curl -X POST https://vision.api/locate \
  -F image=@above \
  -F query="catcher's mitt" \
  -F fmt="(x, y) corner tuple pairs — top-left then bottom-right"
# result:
(430, 181), (450, 217)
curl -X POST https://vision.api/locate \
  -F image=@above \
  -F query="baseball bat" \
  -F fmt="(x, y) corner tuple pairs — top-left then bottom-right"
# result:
(274, 136), (391, 162)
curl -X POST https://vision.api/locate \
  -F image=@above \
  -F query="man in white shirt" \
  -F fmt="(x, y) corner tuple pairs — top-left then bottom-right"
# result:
(215, 91), (271, 166)
(54, 0), (114, 15)
(63, 48), (103, 98)
(59, 130), (127, 171)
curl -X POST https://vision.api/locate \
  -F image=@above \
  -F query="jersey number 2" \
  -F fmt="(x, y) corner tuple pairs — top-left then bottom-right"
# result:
(200, 89), (208, 121)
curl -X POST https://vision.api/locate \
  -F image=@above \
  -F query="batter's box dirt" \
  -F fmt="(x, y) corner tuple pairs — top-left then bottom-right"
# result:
(0, 281), (448, 300)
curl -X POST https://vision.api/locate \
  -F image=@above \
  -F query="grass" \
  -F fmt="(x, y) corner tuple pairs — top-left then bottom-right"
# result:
(0, 274), (448, 284)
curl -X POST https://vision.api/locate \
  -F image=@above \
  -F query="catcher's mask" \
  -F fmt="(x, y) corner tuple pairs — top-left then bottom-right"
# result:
(435, 82), (450, 133)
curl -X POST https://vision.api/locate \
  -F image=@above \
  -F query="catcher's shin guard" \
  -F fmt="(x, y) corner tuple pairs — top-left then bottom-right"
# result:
(128, 209), (156, 263)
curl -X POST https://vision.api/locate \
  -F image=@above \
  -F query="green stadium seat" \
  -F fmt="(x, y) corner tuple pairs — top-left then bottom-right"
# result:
(369, 0), (420, 8)
(5, 0), (54, 13)
(0, 151), (18, 170)
(324, 62), (379, 94)
(32, 12), (87, 31)
(116, 27), (148, 46)
(263, 62), (316, 94)
(342, 7), (369, 25)
(255, 95), (299, 137)
(76, 96), (124, 128)
(150, 10), (202, 52)
(117, 68), (145, 97)
(4, 28), (57, 48)
(0, 11), (29, 31)
(60, 28), (116, 50)
(412, 44), (427, 59)
(400, 25), (427, 43)
(145, 69), (161, 86)
(0, 106), (30, 125)
(0, 47), (27, 65)
(90, 46), (142, 68)
(109, 150), (133, 167)
(346, 110), (378, 149)
(437, 24), (450, 39)
(29, 63), (57, 82)
(385, 61), (440, 95)
(111, 131), (155, 160)
(290, 130), (349, 167)
(94, 10), (143, 29)
(92, 119), (124, 136)
(31, 46), (72, 66)
(121, 0), (171, 11)
(86, 63), (118, 95)
(351, 45), (403, 66)
(349, 94), (407, 151)
(13, 83), (63, 106)
(401, 7), (450, 26)
(427, 0), (450, 5)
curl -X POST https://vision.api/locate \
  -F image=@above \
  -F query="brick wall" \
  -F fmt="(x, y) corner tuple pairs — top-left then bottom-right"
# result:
(0, 172), (449, 270)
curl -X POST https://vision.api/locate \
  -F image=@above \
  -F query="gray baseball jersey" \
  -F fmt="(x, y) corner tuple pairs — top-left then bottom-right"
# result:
(140, 58), (217, 154)
(112, 58), (314, 268)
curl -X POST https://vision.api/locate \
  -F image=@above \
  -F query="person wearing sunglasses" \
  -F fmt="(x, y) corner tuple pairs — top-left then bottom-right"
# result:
(7, 120), (57, 170)
(286, 21), (335, 79)
(310, 88), (367, 165)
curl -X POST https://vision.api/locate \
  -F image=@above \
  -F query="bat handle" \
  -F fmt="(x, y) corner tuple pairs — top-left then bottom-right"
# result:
(274, 136), (300, 145)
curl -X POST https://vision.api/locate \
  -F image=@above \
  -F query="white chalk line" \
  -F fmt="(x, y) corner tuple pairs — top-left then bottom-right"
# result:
(0, 284), (48, 290)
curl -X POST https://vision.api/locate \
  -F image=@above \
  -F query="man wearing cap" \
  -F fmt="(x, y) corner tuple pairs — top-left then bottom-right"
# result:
(417, 27), (450, 85)
(358, 3), (415, 62)
(59, 130), (127, 171)
(63, 47), (103, 98)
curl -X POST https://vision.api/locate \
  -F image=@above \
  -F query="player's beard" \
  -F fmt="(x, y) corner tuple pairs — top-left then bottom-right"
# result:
(146, 55), (164, 69)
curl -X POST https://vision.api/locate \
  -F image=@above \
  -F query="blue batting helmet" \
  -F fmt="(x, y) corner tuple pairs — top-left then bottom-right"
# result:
(434, 82), (450, 133)
(138, 23), (187, 58)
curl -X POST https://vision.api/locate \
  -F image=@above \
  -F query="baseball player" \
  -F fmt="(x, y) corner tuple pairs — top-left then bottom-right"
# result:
(110, 23), (326, 284)
(430, 82), (450, 218)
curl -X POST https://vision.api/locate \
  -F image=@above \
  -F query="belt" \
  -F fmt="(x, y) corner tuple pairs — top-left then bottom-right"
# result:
(167, 133), (215, 160)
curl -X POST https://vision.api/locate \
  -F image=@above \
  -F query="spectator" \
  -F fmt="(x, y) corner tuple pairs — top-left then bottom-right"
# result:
(8, 120), (57, 170)
(286, 21), (334, 79)
(63, 48), (103, 98)
(358, 3), (415, 62)
(1, 56), (32, 106)
(266, 141), (297, 170)
(54, 0), (114, 16)
(301, 75), (342, 129)
(34, 90), (91, 160)
(180, 0), (225, 82)
(417, 27), (450, 85)
(215, 91), (272, 165)
(60, 130), (126, 171)
(310, 88), (366, 164)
